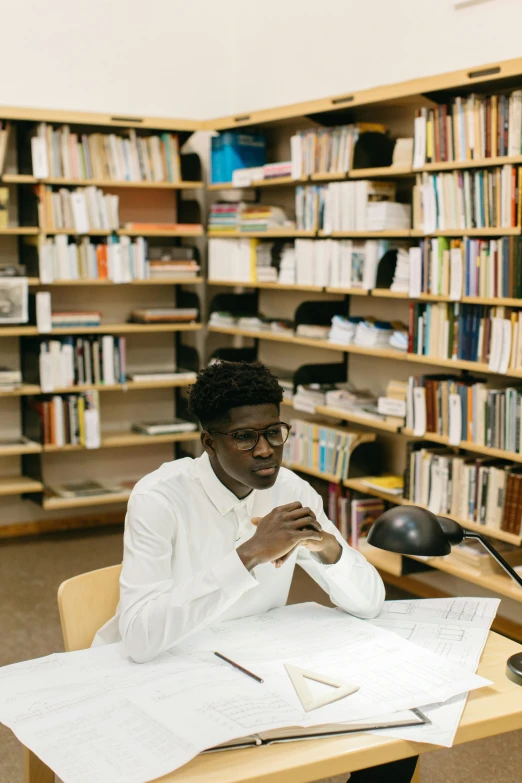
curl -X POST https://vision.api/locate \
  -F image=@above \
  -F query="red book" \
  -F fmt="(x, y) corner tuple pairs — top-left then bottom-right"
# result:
(97, 245), (108, 279)
(408, 302), (415, 354)
(512, 165), (517, 227)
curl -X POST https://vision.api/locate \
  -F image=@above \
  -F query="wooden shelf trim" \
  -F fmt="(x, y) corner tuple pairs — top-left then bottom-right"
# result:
(0, 441), (42, 457)
(208, 279), (325, 292)
(42, 492), (131, 511)
(0, 106), (202, 131)
(0, 476), (44, 496)
(2, 174), (204, 189)
(0, 378), (194, 396)
(402, 428), (522, 465)
(343, 477), (522, 547)
(29, 277), (203, 287)
(43, 225), (204, 237)
(207, 229), (316, 239)
(0, 323), (201, 337)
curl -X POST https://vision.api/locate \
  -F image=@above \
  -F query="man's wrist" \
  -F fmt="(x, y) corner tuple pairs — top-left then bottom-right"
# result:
(316, 533), (343, 565)
(237, 540), (262, 571)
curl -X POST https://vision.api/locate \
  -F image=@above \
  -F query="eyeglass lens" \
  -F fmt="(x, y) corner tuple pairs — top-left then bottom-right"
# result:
(234, 425), (289, 450)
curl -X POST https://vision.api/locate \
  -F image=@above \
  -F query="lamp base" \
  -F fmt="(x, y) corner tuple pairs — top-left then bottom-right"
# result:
(506, 653), (522, 686)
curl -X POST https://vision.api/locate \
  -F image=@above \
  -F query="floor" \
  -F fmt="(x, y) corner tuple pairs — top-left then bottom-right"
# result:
(1, 528), (521, 782)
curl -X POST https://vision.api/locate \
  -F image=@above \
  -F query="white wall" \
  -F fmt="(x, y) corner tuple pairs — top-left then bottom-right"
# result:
(5, 0), (522, 120)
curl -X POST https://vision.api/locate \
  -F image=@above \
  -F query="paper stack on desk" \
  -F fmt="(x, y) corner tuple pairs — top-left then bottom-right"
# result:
(0, 601), (495, 783)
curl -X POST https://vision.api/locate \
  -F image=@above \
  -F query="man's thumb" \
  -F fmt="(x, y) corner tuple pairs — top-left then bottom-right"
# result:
(251, 517), (262, 526)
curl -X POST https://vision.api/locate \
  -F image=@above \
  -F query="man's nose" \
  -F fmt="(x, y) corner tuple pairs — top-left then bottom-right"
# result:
(253, 434), (274, 458)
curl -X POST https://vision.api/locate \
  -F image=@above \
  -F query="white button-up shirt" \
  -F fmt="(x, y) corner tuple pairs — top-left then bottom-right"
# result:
(93, 453), (385, 662)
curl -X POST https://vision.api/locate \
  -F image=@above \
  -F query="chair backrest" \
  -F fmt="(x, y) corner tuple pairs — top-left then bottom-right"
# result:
(57, 564), (122, 651)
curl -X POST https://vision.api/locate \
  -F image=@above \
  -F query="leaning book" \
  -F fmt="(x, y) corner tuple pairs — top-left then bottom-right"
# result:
(132, 419), (198, 435)
(47, 480), (125, 498)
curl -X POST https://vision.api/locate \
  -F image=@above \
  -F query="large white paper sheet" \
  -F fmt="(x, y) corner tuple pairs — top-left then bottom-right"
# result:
(368, 597), (500, 746)
(0, 602), (492, 783)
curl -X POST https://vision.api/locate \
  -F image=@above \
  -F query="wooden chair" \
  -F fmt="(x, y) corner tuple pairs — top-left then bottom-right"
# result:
(57, 563), (122, 652)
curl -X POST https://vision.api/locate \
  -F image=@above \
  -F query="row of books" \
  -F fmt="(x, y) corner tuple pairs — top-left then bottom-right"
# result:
(25, 391), (101, 448)
(0, 366), (21, 392)
(404, 441), (522, 535)
(416, 166), (521, 232)
(31, 123), (181, 182)
(413, 92), (522, 166)
(38, 185), (119, 233)
(409, 237), (522, 300)
(230, 162), (292, 187)
(408, 302), (522, 372)
(296, 181), (411, 232)
(290, 124), (385, 178)
(283, 419), (357, 480)
(329, 316), (407, 350)
(406, 374), (522, 454)
(38, 336), (127, 391)
(327, 483), (385, 547)
(208, 202), (288, 232)
(38, 238), (199, 283)
(293, 238), (394, 289)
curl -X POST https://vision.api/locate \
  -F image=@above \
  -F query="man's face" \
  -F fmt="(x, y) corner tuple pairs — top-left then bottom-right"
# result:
(204, 404), (284, 491)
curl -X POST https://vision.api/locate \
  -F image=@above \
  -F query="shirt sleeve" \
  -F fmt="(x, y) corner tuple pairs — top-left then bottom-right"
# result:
(296, 483), (385, 619)
(118, 493), (258, 663)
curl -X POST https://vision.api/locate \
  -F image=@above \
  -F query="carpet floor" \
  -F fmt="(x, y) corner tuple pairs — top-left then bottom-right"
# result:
(1, 527), (521, 782)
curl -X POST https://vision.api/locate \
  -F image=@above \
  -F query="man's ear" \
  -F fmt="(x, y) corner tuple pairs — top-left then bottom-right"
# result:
(201, 430), (216, 455)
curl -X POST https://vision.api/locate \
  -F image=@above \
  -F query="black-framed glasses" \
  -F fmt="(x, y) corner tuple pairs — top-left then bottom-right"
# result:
(208, 422), (291, 451)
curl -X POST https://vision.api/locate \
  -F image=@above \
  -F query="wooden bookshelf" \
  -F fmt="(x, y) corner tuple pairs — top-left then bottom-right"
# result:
(402, 428), (522, 465)
(0, 107), (204, 537)
(313, 405), (400, 433)
(208, 280), (325, 292)
(208, 229), (316, 239)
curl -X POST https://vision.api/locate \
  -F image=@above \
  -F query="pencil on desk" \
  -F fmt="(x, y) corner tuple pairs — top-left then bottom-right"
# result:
(213, 651), (264, 683)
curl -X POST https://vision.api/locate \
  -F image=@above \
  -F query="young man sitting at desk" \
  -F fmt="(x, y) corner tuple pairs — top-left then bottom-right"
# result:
(93, 361), (418, 783)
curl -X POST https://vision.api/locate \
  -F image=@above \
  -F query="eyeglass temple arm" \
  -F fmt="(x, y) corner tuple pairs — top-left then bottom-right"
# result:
(463, 530), (522, 588)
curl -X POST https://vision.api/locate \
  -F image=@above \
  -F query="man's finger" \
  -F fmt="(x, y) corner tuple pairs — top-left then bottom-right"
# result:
(284, 505), (315, 522)
(293, 529), (323, 542)
(286, 516), (321, 531)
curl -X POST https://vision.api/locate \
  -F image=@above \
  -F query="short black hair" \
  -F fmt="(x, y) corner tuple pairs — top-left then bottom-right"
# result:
(188, 361), (283, 427)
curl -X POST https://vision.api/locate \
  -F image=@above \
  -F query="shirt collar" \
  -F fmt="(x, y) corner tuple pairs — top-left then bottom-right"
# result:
(195, 452), (256, 516)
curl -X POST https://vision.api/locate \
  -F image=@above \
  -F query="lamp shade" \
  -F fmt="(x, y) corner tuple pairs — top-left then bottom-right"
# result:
(366, 506), (464, 556)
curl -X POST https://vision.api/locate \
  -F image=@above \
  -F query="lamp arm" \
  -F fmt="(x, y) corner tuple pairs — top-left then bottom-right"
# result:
(463, 531), (522, 589)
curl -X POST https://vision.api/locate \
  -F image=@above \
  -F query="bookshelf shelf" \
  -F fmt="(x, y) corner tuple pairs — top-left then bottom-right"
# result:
(30, 277), (204, 287)
(324, 287), (370, 296)
(422, 155), (522, 172)
(2, 174), (204, 190)
(206, 168), (415, 191)
(42, 491), (131, 511)
(0, 476), (44, 496)
(402, 428), (522, 465)
(0, 379), (194, 396)
(43, 226), (204, 238)
(42, 430), (200, 453)
(343, 477), (522, 546)
(319, 230), (416, 239)
(208, 280), (325, 292)
(283, 462), (342, 484)
(208, 229), (316, 239)
(207, 325), (343, 352)
(427, 228), (521, 237)
(0, 441), (42, 457)
(313, 404), (400, 432)
(0, 323), (201, 337)
(0, 227), (39, 235)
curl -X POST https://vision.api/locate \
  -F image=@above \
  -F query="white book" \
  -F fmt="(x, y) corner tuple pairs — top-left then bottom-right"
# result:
(61, 342), (75, 388)
(290, 135), (302, 179)
(35, 291), (52, 333)
(71, 192), (90, 234)
(362, 241), (379, 290)
(49, 340), (62, 389)
(52, 395), (65, 447)
(39, 345), (54, 392)
(39, 242), (54, 284)
(84, 407), (101, 449)
(413, 113), (427, 169)
(101, 335), (115, 385)
(31, 135), (49, 178)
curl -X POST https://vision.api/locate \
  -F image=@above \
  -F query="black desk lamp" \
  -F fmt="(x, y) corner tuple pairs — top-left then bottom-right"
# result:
(366, 506), (522, 686)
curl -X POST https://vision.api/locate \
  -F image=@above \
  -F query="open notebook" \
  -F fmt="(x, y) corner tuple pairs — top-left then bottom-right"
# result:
(206, 709), (429, 751)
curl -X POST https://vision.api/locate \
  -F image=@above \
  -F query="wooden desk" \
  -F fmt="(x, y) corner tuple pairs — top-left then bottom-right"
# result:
(23, 632), (522, 783)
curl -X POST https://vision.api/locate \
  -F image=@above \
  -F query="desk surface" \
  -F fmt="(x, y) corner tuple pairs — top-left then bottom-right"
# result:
(152, 631), (522, 783)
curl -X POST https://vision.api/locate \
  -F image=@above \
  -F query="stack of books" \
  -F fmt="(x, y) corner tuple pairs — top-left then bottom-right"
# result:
(404, 441), (522, 535)
(208, 201), (245, 232)
(130, 308), (198, 324)
(39, 186), (119, 233)
(132, 419), (198, 435)
(290, 123), (387, 178)
(209, 311), (238, 327)
(390, 248), (410, 293)
(31, 123), (181, 182)
(328, 315), (360, 345)
(269, 367), (294, 402)
(262, 162), (292, 180)
(284, 419), (357, 480)
(354, 319), (394, 348)
(278, 245), (296, 284)
(295, 324), (330, 340)
(325, 385), (381, 419)
(292, 384), (337, 412)
(255, 243), (277, 282)
(38, 336), (126, 391)
(25, 390), (101, 449)
(51, 311), (101, 329)
(47, 479), (127, 499)
(239, 205), (287, 232)
(208, 237), (256, 282)
(417, 166), (520, 232)
(147, 246), (200, 280)
(0, 367), (22, 392)
(413, 91), (522, 167)
(39, 236), (147, 283)
(377, 379), (408, 427)
(366, 202), (411, 230)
